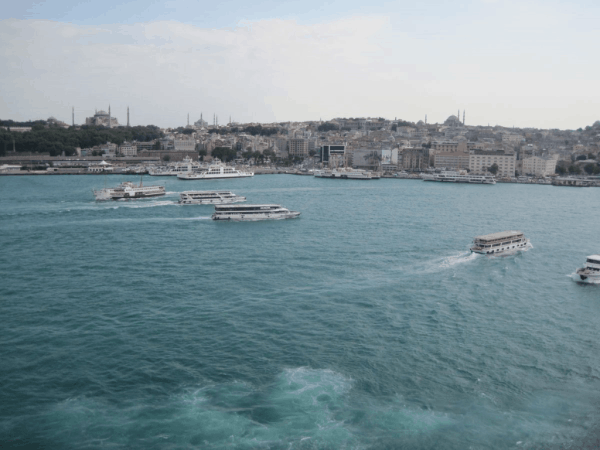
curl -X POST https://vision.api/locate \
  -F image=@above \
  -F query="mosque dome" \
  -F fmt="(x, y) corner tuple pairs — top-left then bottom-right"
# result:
(444, 115), (462, 126)
(593, 120), (600, 128)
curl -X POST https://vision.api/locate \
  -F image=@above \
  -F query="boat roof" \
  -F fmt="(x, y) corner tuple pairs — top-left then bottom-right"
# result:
(587, 255), (600, 260)
(181, 190), (233, 194)
(475, 231), (524, 241)
(215, 204), (280, 209)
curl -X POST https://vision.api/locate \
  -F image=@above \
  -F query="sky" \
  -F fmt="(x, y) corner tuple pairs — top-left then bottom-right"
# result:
(1, 0), (599, 129)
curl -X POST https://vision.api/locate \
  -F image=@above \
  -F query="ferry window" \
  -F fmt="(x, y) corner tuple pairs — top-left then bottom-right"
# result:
(587, 259), (600, 265)
(493, 243), (501, 247)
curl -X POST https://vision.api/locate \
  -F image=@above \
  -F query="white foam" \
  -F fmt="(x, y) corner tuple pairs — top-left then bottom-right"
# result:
(439, 251), (480, 268)
(105, 200), (178, 209)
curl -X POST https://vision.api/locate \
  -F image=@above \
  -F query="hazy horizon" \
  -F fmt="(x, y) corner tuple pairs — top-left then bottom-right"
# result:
(1, 1), (599, 129)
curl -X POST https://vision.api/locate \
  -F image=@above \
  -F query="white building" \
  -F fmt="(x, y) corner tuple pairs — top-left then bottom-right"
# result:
(469, 151), (515, 177)
(521, 154), (558, 177)
(119, 142), (137, 157)
(174, 137), (196, 151)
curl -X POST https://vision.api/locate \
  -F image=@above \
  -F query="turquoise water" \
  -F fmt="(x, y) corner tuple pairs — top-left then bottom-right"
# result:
(1, 174), (600, 449)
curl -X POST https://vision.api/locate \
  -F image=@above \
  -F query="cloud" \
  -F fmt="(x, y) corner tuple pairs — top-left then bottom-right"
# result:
(0, 16), (394, 126)
(0, 12), (599, 129)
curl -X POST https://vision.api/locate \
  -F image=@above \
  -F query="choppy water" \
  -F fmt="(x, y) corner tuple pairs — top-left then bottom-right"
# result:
(1, 174), (600, 449)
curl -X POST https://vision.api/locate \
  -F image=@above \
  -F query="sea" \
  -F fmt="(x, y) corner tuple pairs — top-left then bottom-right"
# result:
(1, 174), (600, 450)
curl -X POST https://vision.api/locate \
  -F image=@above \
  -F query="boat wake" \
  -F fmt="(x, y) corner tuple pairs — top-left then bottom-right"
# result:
(440, 251), (480, 268)
(183, 216), (212, 220)
(106, 200), (178, 209)
(568, 273), (600, 285)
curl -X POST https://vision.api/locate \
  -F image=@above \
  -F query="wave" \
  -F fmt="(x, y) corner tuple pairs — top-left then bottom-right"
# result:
(105, 200), (178, 209)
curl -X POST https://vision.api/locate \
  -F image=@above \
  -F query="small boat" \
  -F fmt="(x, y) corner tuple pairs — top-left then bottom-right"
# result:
(574, 255), (600, 283)
(470, 231), (530, 255)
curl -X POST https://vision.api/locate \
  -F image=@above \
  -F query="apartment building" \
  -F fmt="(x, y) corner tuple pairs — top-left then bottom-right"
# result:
(469, 150), (515, 177)
(521, 154), (558, 177)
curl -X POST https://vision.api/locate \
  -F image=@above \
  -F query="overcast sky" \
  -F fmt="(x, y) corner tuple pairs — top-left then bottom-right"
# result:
(1, 0), (599, 129)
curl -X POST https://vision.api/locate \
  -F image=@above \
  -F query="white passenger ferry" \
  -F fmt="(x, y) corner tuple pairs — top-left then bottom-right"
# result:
(314, 168), (375, 180)
(470, 231), (530, 255)
(573, 255), (600, 283)
(178, 161), (253, 180)
(422, 171), (496, 184)
(212, 204), (300, 221)
(93, 180), (165, 201)
(148, 157), (203, 176)
(178, 191), (246, 205)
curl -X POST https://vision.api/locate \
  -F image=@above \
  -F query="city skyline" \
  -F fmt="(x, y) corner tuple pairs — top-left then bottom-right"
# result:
(1, 1), (599, 129)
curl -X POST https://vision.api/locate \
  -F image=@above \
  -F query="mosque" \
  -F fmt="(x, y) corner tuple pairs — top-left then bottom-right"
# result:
(85, 106), (119, 127)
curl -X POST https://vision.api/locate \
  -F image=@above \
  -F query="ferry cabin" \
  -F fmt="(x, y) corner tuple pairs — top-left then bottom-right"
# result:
(471, 231), (528, 255)
(584, 255), (600, 272)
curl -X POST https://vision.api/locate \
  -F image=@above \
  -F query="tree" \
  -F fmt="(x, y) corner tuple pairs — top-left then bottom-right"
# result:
(488, 163), (499, 175)
(198, 148), (207, 161)
(584, 163), (596, 175)
(555, 165), (566, 175)
(568, 165), (581, 174)
(576, 154), (587, 161)
(391, 125), (397, 132)
(309, 149), (316, 157)
(163, 154), (170, 162)
(317, 123), (338, 132)
(588, 153), (596, 160)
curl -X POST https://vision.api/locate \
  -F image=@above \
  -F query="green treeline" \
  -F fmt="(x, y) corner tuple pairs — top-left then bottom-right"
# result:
(0, 123), (163, 157)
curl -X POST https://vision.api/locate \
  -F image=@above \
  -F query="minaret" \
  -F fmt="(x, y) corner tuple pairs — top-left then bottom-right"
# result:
(72, 107), (74, 126)
(108, 104), (111, 128)
(127, 106), (130, 127)
(463, 111), (465, 125)
(457, 109), (460, 120)
(425, 114), (427, 124)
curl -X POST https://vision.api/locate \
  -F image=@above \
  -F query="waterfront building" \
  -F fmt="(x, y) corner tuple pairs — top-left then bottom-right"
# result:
(319, 144), (346, 165)
(521, 154), (559, 177)
(402, 148), (426, 170)
(469, 150), (516, 177)
(434, 151), (470, 170)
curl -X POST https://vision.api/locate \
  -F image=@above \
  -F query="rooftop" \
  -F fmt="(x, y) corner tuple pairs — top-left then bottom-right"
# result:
(475, 230), (524, 241)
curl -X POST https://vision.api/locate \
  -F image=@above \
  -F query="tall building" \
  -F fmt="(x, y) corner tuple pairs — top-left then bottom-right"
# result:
(319, 144), (346, 165)
(288, 138), (309, 158)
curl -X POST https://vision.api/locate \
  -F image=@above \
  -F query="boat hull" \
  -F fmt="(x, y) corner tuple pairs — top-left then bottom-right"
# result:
(212, 211), (301, 221)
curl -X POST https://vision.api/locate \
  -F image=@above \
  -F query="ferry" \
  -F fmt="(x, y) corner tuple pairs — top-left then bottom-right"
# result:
(422, 171), (496, 184)
(470, 231), (530, 255)
(148, 156), (203, 176)
(212, 204), (300, 221)
(178, 161), (253, 180)
(93, 180), (165, 201)
(314, 168), (375, 180)
(573, 255), (600, 283)
(178, 191), (246, 205)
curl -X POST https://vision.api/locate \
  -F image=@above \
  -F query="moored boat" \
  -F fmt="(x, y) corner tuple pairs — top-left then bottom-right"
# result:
(178, 162), (253, 180)
(422, 171), (496, 184)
